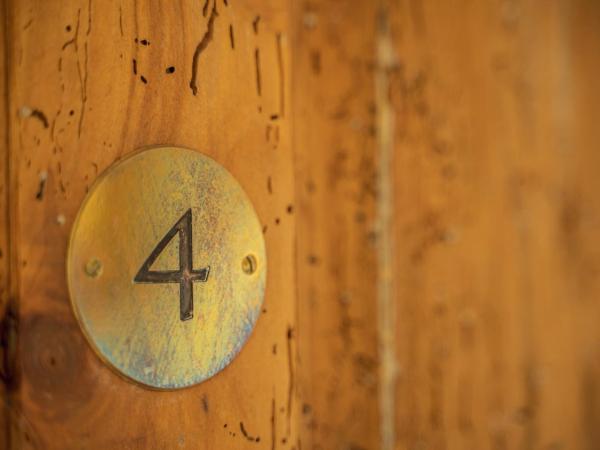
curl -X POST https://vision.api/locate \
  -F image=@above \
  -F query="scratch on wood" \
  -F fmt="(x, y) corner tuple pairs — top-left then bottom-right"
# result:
(61, 9), (80, 51)
(190, 2), (218, 96)
(239, 422), (260, 442)
(54, 10), (80, 147)
(229, 24), (234, 49)
(119, 5), (123, 37)
(254, 48), (261, 96)
(286, 326), (294, 437)
(50, 114), (58, 142)
(87, 0), (92, 35)
(35, 172), (48, 200)
(252, 15), (260, 34)
(30, 110), (49, 128)
(276, 33), (284, 117)
(271, 396), (276, 450)
(78, 0), (92, 138)
(71, 9), (83, 114)
(202, 0), (209, 17)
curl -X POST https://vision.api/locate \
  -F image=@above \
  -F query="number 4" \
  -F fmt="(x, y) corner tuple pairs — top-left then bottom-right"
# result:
(134, 209), (210, 321)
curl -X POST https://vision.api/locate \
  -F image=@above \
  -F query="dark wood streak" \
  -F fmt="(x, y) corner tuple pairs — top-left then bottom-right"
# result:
(275, 33), (284, 117)
(239, 421), (260, 442)
(286, 326), (293, 437)
(190, 2), (218, 96)
(254, 48), (261, 96)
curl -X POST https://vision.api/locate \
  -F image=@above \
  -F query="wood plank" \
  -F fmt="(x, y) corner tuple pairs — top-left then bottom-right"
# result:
(292, 1), (382, 449)
(0, 0), (12, 447)
(389, 1), (600, 449)
(6, 0), (298, 448)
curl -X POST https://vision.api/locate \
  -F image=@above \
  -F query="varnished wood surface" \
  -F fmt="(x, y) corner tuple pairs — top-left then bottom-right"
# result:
(1, 0), (600, 449)
(0, 0), (11, 446)
(3, 0), (298, 448)
(390, 1), (600, 449)
(293, 1), (381, 449)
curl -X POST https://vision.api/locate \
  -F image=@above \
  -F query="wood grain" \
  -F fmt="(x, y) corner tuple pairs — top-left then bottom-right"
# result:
(389, 1), (600, 449)
(1, 0), (600, 449)
(4, 0), (298, 448)
(292, 1), (381, 449)
(0, 0), (11, 446)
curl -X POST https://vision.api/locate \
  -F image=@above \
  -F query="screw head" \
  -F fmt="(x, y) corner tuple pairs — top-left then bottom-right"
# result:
(84, 258), (103, 278)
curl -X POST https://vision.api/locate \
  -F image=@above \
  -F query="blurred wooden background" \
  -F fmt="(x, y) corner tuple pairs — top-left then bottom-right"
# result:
(298, 1), (600, 449)
(0, 0), (599, 449)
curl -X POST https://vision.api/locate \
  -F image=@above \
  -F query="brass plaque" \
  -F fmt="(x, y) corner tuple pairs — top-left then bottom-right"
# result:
(67, 146), (266, 389)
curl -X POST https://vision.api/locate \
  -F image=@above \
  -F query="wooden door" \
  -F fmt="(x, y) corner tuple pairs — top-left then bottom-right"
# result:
(1, 1), (599, 449)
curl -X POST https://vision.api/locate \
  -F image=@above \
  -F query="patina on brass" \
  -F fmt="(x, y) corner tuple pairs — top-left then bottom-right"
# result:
(67, 146), (266, 389)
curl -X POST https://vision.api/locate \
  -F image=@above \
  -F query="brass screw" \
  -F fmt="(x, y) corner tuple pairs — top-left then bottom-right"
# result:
(242, 254), (257, 275)
(85, 258), (103, 278)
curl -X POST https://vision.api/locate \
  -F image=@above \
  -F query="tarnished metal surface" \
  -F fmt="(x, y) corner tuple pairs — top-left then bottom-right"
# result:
(67, 147), (266, 389)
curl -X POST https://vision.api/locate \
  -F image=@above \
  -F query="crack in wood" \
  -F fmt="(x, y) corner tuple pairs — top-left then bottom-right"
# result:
(254, 48), (261, 97)
(271, 395), (276, 450)
(276, 33), (284, 117)
(286, 326), (294, 438)
(229, 24), (234, 49)
(30, 110), (48, 129)
(190, 1), (218, 96)
(78, 0), (92, 138)
(239, 421), (260, 442)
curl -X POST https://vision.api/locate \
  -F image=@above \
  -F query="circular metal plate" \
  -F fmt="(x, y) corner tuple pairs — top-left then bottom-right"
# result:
(67, 146), (266, 389)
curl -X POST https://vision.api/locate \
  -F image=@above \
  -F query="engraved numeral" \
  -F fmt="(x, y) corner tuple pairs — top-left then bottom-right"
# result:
(134, 209), (210, 321)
